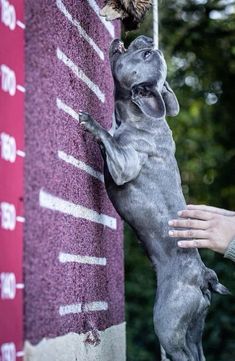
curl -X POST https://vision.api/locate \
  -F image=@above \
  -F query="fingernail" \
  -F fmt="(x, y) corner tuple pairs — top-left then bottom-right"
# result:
(169, 231), (174, 236)
(177, 211), (182, 216)
(178, 241), (183, 247)
(168, 220), (174, 226)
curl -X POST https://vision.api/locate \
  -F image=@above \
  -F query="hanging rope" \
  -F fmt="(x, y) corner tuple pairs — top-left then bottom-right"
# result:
(153, 0), (159, 49)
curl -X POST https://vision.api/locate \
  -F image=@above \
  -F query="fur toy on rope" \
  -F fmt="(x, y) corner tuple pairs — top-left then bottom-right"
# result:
(100, 0), (152, 30)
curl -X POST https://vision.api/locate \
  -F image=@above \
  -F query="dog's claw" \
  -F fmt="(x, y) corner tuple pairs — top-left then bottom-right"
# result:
(79, 113), (101, 139)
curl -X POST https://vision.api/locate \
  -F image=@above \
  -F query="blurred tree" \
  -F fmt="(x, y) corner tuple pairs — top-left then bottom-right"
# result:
(122, 1), (235, 360)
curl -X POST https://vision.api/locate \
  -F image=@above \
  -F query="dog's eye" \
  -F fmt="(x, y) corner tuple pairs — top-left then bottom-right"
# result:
(143, 50), (152, 60)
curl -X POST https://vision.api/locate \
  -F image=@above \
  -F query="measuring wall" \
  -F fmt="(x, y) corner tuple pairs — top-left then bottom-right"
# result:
(0, 1), (125, 360)
(0, 0), (25, 360)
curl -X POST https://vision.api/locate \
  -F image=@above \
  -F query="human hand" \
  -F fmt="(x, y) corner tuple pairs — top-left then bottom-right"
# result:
(168, 205), (235, 254)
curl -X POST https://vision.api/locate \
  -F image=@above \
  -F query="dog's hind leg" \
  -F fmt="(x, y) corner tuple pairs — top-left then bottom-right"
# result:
(160, 345), (170, 361)
(155, 314), (195, 361)
(170, 349), (195, 361)
(186, 323), (206, 361)
(154, 285), (202, 361)
(186, 291), (210, 361)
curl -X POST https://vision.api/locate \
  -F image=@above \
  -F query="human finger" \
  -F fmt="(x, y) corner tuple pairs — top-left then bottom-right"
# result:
(177, 239), (210, 249)
(187, 204), (235, 216)
(178, 209), (213, 221)
(169, 229), (208, 239)
(168, 218), (208, 230)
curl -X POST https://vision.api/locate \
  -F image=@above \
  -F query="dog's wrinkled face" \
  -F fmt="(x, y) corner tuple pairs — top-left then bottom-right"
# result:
(109, 36), (179, 120)
(109, 36), (167, 92)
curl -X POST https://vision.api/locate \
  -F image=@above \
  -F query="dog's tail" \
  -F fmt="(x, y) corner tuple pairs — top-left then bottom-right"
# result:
(205, 268), (230, 295)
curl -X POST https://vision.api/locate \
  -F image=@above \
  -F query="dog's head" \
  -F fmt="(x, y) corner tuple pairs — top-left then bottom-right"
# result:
(109, 36), (179, 119)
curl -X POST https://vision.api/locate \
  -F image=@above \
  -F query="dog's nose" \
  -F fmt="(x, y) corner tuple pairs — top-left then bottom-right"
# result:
(110, 39), (126, 56)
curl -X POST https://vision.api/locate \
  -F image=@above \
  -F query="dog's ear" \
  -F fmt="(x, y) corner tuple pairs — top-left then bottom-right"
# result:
(131, 84), (166, 119)
(161, 81), (180, 117)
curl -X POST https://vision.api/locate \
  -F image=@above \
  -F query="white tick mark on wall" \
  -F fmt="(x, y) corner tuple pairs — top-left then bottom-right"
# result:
(56, 0), (104, 60)
(58, 150), (104, 183)
(59, 252), (107, 266)
(39, 189), (117, 230)
(59, 301), (108, 316)
(56, 48), (105, 103)
(86, 0), (115, 38)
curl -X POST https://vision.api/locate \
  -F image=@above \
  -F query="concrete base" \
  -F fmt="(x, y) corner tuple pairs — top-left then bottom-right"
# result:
(24, 322), (126, 361)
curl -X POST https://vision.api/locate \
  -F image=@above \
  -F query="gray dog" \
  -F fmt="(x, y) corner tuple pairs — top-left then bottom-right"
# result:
(79, 36), (229, 361)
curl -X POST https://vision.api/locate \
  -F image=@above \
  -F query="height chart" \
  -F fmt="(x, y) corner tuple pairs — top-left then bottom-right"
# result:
(23, 1), (125, 360)
(0, 1), (25, 360)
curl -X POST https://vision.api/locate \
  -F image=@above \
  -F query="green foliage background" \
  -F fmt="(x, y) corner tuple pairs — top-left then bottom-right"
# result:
(122, 1), (235, 360)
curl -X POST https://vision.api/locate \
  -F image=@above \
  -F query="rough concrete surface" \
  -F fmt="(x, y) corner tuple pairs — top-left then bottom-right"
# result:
(24, 323), (126, 361)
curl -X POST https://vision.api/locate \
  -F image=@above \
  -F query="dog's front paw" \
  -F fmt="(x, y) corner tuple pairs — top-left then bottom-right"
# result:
(79, 111), (100, 136)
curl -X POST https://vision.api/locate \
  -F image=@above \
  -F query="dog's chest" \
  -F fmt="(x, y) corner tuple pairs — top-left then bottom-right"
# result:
(105, 153), (183, 227)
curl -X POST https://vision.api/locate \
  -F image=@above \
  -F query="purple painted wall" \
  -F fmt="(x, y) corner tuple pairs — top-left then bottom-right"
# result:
(24, 0), (124, 349)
